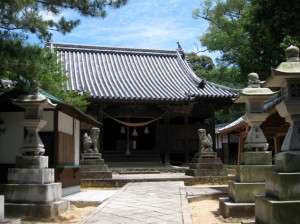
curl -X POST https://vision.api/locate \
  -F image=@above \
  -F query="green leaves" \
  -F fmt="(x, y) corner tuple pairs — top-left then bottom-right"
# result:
(0, 0), (127, 111)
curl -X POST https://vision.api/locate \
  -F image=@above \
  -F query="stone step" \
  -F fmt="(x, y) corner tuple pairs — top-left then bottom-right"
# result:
(189, 163), (224, 169)
(80, 165), (110, 172)
(229, 181), (265, 203)
(81, 171), (112, 179)
(185, 169), (226, 177)
(0, 183), (62, 204)
(191, 158), (221, 163)
(219, 197), (255, 218)
(5, 200), (69, 218)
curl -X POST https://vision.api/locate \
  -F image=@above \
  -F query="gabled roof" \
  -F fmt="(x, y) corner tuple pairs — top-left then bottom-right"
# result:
(48, 42), (239, 102)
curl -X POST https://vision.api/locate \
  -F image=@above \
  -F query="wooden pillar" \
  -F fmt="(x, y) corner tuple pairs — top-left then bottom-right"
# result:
(164, 112), (170, 165)
(184, 115), (189, 163)
(274, 136), (280, 154)
(98, 109), (104, 153)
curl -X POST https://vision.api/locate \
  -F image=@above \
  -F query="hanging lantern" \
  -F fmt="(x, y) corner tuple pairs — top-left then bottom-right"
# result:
(132, 128), (138, 136)
(120, 126), (126, 134)
(144, 126), (150, 134)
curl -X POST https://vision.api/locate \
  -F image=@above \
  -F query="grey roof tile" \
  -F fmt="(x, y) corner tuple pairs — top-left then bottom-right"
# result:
(48, 42), (239, 102)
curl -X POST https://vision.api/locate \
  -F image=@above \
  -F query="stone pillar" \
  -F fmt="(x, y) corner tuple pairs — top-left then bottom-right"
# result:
(219, 73), (277, 218)
(0, 195), (3, 221)
(254, 46), (300, 224)
(0, 92), (69, 218)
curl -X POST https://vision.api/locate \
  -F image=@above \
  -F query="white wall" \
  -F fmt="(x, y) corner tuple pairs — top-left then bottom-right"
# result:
(58, 112), (73, 135)
(0, 112), (23, 163)
(41, 111), (54, 132)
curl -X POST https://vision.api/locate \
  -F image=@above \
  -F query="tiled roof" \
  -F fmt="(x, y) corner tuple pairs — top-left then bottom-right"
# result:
(48, 42), (239, 102)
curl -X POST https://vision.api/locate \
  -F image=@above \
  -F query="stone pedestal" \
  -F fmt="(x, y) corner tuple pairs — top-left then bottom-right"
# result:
(0, 195), (21, 224)
(0, 156), (69, 218)
(255, 151), (300, 224)
(185, 152), (227, 176)
(219, 152), (274, 218)
(80, 153), (112, 179)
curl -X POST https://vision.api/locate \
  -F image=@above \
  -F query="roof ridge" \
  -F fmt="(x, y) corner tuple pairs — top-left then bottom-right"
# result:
(47, 42), (177, 56)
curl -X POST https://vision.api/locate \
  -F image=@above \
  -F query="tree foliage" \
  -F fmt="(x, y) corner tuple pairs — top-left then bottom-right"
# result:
(187, 52), (214, 78)
(193, 0), (300, 82)
(0, 0), (127, 111)
(0, 0), (127, 42)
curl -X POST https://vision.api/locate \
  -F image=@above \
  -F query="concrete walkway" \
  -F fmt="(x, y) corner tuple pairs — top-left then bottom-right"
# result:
(76, 181), (192, 224)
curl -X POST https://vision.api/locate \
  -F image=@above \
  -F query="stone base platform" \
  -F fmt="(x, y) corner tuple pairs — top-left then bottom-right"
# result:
(185, 169), (226, 176)
(186, 152), (226, 177)
(5, 200), (69, 218)
(219, 197), (255, 218)
(229, 181), (265, 203)
(255, 196), (300, 224)
(0, 218), (21, 224)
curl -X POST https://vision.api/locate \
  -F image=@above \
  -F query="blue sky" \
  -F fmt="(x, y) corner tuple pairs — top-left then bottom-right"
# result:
(45, 0), (216, 57)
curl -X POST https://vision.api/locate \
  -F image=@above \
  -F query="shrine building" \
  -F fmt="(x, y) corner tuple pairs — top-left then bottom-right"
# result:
(48, 42), (239, 165)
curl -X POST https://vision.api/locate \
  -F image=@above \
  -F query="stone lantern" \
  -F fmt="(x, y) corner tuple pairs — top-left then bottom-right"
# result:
(265, 45), (300, 153)
(235, 72), (277, 151)
(12, 91), (55, 156)
(0, 90), (69, 218)
(219, 73), (277, 218)
(254, 45), (300, 224)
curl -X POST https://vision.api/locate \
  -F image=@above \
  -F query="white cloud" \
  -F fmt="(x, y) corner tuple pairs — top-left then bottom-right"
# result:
(49, 0), (213, 56)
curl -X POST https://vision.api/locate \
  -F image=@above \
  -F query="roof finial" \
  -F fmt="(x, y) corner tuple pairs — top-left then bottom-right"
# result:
(177, 41), (182, 51)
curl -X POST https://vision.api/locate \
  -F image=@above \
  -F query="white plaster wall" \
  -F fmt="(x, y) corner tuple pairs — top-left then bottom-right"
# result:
(74, 119), (80, 165)
(58, 112), (73, 135)
(0, 112), (23, 163)
(41, 111), (54, 132)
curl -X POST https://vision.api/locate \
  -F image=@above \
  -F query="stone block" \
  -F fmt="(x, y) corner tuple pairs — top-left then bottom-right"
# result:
(191, 157), (221, 163)
(241, 152), (272, 165)
(15, 156), (48, 169)
(7, 168), (54, 184)
(0, 195), (3, 221)
(80, 165), (109, 172)
(5, 200), (69, 218)
(219, 197), (254, 218)
(189, 163), (224, 170)
(235, 165), (275, 183)
(229, 181), (265, 203)
(81, 171), (112, 179)
(80, 159), (105, 165)
(255, 195), (300, 224)
(81, 153), (102, 160)
(0, 183), (61, 204)
(265, 172), (300, 200)
(275, 151), (300, 172)
(185, 169), (226, 177)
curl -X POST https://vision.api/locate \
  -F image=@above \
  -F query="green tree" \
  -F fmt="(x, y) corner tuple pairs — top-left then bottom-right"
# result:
(0, 0), (127, 111)
(193, 0), (300, 81)
(244, 0), (300, 78)
(187, 52), (215, 79)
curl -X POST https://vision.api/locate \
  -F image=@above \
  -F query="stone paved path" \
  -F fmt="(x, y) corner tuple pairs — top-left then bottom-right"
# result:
(77, 181), (192, 224)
